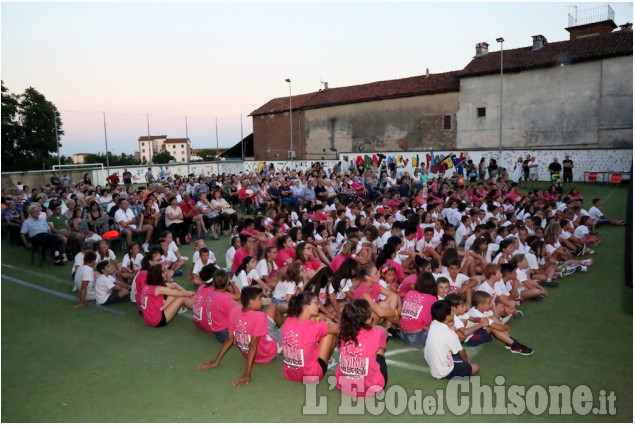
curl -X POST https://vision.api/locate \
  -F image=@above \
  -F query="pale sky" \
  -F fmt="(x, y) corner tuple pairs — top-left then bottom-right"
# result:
(1, 1), (633, 157)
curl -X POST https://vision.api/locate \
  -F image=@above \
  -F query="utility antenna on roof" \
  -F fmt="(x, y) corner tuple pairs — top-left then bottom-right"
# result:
(319, 79), (328, 91)
(565, 4), (578, 26)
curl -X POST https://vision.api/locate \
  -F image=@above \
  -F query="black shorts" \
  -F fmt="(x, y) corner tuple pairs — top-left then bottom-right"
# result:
(155, 312), (167, 328)
(318, 358), (327, 377)
(377, 354), (388, 386)
(444, 361), (472, 379)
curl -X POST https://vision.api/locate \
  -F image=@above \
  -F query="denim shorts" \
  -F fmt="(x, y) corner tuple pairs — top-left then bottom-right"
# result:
(400, 329), (428, 349)
(213, 328), (229, 343)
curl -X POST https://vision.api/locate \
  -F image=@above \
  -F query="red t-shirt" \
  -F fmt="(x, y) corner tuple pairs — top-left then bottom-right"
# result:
(397, 274), (417, 297)
(354, 282), (382, 303)
(385, 259), (405, 281)
(232, 247), (254, 274)
(193, 286), (235, 333)
(134, 270), (148, 310)
(330, 254), (348, 272)
(282, 317), (329, 383)
(229, 307), (278, 364)
(274, 248), (294, 269)
(336, 327), (387, 398)
(400, 291), (435, 332)
(141, 285), (164, 327)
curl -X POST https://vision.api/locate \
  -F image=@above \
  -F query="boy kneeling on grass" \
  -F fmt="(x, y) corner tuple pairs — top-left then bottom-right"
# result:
(424, 299), (479, 379)
(198, 287), (282, 386)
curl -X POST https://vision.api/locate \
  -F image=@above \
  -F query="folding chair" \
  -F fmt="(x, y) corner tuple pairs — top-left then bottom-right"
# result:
(610, 173), (622, 184)
(587, 172), (598, 182)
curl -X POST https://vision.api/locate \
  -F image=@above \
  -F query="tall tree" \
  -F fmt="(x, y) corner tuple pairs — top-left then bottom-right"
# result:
(1, 82), (64, 171)
(152, 151), (175, 164)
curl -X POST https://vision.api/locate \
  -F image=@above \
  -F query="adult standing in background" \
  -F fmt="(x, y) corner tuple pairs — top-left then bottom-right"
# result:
(528, 156), (539, 181)
(511, 157), (523, 184)
(487, 158), (499, 180)
(562, 154), (574, 183)
(548, 158), (562, 183)
(145, 168), (154, 183)
(522, 154), (531, 182)
(478, 158), (487, 181)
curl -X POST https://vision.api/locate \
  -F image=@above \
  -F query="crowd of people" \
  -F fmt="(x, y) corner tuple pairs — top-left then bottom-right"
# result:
(1, 158), (625, 395)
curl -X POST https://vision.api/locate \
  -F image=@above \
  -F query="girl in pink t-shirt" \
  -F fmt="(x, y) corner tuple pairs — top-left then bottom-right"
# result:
(193, 267), (238, 342)
(354, 264), (401, 327)
(400, 272), (437, 349)
(282, 292), (339, 383)
(304, 267), (340, 322)
(133, 248), (164, 312)
(141, 264), (194, 328)
(199, 287), (282, 386)
(336, 299), (388, 398)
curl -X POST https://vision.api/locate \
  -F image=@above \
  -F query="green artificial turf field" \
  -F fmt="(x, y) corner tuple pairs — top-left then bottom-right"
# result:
(1, 182), (632, 422)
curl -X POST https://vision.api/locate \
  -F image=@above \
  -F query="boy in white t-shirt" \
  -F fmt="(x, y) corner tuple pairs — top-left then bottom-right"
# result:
(424, 300), (479, 379)
(192, 248), (218, 286)
(588, 198), (624, 227)
(465, 291), (533, 355)
(477, 263), (521, 319)
(73, 251), (97, 309)
(443, 258), (479, 307)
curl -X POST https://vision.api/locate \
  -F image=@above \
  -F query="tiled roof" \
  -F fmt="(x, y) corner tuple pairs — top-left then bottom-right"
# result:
(250, 71), (460, 116)
(138, 135), (167, 141)
(165, 138), (190, 144)
(460, 30), (633, 77)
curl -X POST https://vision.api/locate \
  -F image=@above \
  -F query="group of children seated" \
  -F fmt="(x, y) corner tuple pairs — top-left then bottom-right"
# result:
(69, 183), (617, 395)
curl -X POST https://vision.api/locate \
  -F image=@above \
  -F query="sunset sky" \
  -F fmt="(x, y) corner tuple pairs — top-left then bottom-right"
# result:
(2, 1), (632, 157)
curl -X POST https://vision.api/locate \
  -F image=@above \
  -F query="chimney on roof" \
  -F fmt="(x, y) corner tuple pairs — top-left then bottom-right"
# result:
(620, 22), (633, 31)
(566, 19), (617, 40)
(324, 82), (328, 90)
(426, 68), (429, 77)
(474, 42), (489, 57)
(532, 35), (547, 51)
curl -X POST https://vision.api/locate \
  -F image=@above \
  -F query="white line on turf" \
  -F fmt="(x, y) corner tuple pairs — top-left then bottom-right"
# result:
(1, 274), (126, 316)
(1, 263), (73, 286)
(385, 359), (429, 373)
(384, 347), (421, 357)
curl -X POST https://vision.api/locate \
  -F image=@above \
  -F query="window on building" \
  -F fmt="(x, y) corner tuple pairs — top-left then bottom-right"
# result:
(477, 107), (486, 117)
(173, 144), (176, 149)
(141, 142), (145, 146)
(142, 149), (145, 153)
(182, 151), (185, 155)
(443, 115), (452, 130)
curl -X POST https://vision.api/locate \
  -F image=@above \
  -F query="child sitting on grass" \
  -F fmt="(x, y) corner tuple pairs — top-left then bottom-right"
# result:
(198, 287), (282, 386)
(477, 263), (523, 319)
(424, 299), (479, 379)
(193, 266), (238, 342)
(465, 291), (533, 355)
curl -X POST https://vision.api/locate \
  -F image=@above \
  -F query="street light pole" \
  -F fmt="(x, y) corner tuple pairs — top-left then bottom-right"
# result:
(285, 78), (293, 159)
(496, 37), (504, 161)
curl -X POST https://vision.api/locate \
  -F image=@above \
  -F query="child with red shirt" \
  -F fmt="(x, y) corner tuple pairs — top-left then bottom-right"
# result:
(282, 292), (339, 384)
(400, 272), (437, 349)
(199, 287), (282, 386)
(193, 267), (239, 342)
(336, 299), (388, 398)
(140, 264), (194, 328)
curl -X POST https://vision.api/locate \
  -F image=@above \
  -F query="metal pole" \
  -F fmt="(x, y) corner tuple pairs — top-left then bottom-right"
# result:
(147, 113), (152, 164)
(103, 111), (110, 175)
(240, 113), (244, 160)
(215, 116), (219, 175)
(54, 110), (61, 168)
(497, 37), (504, 161)
(285, 79), (293, 159)
(185, 115), (190, 175)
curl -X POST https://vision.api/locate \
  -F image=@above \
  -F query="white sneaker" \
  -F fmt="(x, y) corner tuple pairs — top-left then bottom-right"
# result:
(142, 243), (149, 253)
(580, 259), (593, 267)
(579, 265), (588, 272)
(62, 253), (68, 262)
(327, 356), (339, 370)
